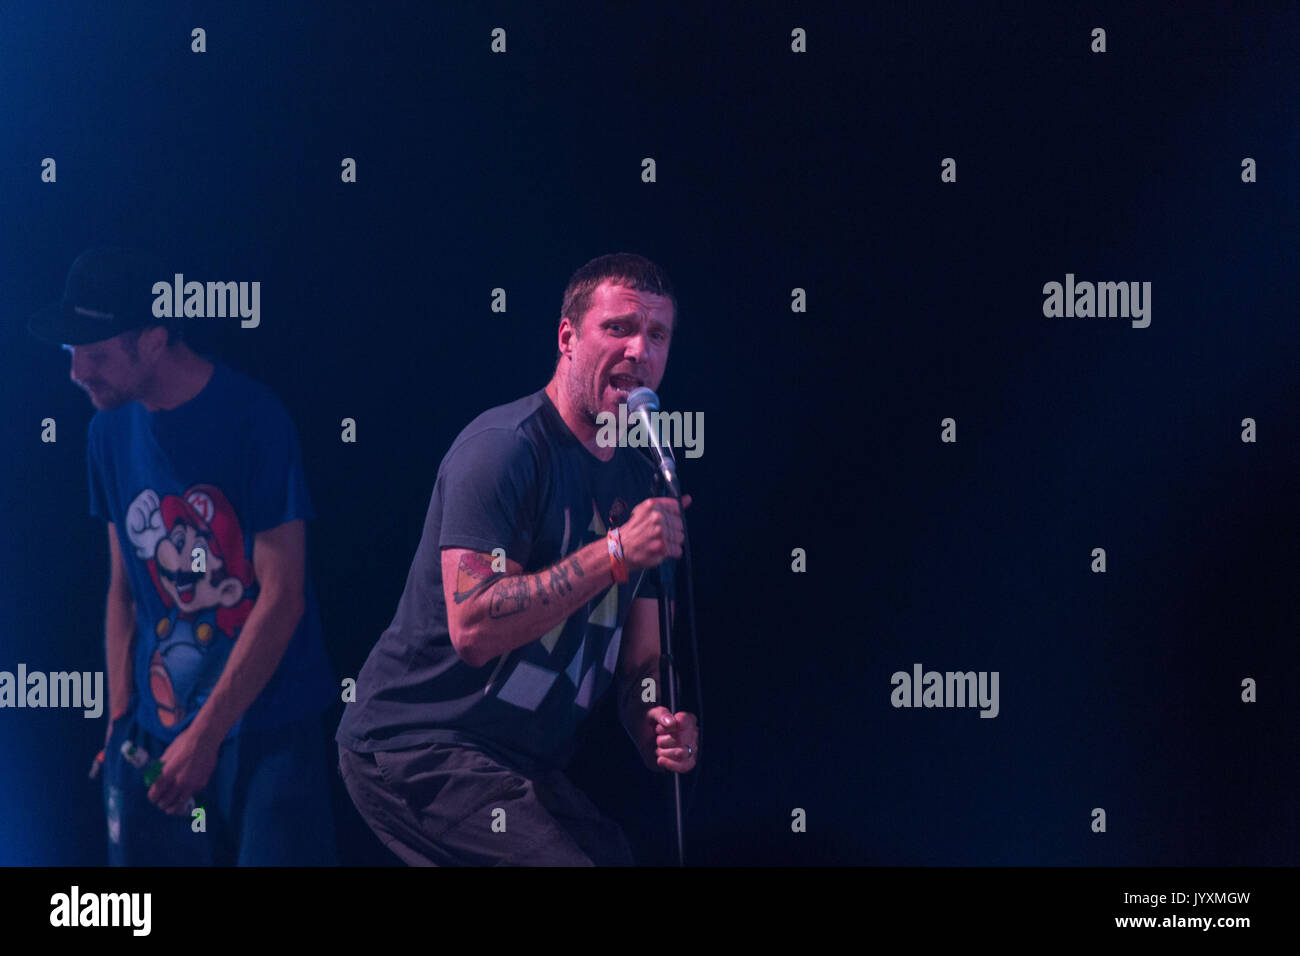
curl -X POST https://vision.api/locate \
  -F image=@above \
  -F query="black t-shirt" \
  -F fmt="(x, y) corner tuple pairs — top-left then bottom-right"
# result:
(336, 388), (674, 775)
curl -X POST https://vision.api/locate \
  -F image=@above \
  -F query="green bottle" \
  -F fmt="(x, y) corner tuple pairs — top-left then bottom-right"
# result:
(143, 759), (164, 789)
(142, 758), (199, 814)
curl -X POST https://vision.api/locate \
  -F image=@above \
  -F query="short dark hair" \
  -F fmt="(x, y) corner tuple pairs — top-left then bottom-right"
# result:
(558, 253), (678, 352)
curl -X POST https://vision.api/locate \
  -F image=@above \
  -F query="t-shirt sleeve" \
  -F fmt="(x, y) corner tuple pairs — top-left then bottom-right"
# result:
(248, 396), (315, 533)
(87, 415), (112, 521)
(437, 427), (538, 561)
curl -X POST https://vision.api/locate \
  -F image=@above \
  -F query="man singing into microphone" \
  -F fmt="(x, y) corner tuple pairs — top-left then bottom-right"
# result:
(336, 253), (699, 866)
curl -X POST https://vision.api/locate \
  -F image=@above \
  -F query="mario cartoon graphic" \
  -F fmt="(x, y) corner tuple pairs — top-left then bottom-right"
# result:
(123, 484), (256, 730)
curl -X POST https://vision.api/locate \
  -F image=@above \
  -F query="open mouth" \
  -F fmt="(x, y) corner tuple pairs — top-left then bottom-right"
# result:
(608, 374), (642, 396)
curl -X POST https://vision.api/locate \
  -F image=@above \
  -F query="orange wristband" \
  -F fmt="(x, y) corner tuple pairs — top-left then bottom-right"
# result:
(607, 528), (628, 583)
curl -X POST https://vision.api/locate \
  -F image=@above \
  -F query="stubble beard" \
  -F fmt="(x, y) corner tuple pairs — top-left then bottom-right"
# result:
(567, 354), (603, 427)
(84, 384), (125, 410)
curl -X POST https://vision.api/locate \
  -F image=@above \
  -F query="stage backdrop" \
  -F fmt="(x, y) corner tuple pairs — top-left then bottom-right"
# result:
(1, 0), (1296, 865)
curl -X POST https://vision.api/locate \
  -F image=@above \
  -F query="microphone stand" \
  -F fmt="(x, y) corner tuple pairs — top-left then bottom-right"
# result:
(652, 468), (687, 867)
(629, 388), (702, 869)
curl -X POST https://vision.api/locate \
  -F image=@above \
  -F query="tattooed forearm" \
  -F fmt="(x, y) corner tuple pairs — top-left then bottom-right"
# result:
(454, 552), (503, 604)
(485, 554), (588, 617)
(489, 575), (531, 618)
(547, 562), (573, 599)
(544, 556), (585, 598)
(459, 539), (616, 664)
(514, 555), (589, 610)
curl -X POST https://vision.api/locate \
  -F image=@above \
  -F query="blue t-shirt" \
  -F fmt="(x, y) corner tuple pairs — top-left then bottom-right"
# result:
(336, 388), (674, 776)
(88, 358), (335, 742)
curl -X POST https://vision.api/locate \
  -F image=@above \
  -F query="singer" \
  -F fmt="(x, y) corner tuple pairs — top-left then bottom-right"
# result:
(336, 253), (700, 866)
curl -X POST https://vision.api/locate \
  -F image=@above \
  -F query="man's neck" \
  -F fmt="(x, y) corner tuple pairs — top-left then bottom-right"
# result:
(545, 378), (614, 461)
(140, 347), (215, 413)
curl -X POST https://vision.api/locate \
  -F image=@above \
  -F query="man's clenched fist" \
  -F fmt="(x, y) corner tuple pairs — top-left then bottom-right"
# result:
(619, 494), (692, 571)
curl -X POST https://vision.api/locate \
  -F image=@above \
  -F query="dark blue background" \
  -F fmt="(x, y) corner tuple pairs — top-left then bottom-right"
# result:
(2, 0), (1296, 865)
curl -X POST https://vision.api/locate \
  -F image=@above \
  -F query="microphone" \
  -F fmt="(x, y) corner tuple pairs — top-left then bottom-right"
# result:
(626, 387), (680, 497)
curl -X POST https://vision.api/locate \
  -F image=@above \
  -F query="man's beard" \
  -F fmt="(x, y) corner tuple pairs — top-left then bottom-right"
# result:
(86, 365), (150, 410)
(569, 361), (604, 426)
(84, 385), (129, 409)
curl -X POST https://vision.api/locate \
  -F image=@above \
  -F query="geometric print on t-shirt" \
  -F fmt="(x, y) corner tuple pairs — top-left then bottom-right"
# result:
(491, 499), (623, 713)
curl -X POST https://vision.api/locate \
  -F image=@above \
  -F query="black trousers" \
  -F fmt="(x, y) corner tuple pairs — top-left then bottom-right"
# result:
(338, 741), (635, 866)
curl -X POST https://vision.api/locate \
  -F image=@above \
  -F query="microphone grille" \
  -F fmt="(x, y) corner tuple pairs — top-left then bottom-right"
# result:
(626, 387), (659, 415)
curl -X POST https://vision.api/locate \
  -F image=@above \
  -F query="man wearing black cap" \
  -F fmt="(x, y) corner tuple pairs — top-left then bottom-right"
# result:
(30, 246), (338, 865)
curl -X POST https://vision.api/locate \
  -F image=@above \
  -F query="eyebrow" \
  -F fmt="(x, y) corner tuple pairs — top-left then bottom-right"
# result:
(603, 313), (670, 328)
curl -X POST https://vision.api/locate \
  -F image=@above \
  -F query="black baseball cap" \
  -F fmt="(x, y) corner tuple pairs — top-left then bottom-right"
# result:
(29, 246), (169, 346)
